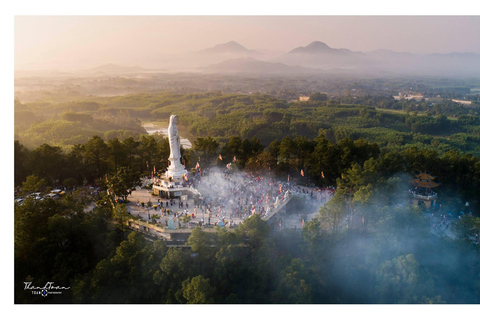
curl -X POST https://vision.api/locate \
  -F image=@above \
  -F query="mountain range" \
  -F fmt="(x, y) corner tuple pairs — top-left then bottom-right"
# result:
(74, 41), (480, 77)
(197, 40), (480, 76)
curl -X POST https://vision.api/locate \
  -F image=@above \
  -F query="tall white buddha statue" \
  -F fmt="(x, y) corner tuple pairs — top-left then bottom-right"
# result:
(166, 115), (187, 179)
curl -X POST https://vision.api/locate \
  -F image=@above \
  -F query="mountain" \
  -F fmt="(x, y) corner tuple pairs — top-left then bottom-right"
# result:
(289, 41), (359, 56)
(198, 41), (258, 55)
(273, 41), (480, 76)
(185, 41), (270, 68)
(202, 57), (314, 74)
(274, 41), (368, 70)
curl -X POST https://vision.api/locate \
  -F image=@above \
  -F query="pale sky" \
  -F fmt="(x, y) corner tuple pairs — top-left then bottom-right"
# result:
(14, 14), (480, 70)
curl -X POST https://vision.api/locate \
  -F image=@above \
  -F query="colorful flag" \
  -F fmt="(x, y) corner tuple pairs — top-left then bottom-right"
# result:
(302, 219), (305, 227)
(233, 156), (237, 162)
(153, 166), (156, 174)
(287, 174), (290, 182)
(195, 162), (200, 169)
(301, 169), (304, 177)
(146, 161), (149, 168)
(321, 171), (325, 179)
(218, 154), (222, 160)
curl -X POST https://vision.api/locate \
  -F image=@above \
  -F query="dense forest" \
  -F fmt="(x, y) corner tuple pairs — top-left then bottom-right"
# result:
(14, 91), (480, 157)
(14, 130), (480, 303)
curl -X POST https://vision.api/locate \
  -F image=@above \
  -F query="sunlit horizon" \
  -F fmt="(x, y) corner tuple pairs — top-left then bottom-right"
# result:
(14, 15), (480, 71)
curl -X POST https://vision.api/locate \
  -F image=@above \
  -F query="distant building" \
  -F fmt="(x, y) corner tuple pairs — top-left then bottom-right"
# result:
(299, 95), (310, 102)
(451, 99), (472, 105)
(393, 92), (424, 101)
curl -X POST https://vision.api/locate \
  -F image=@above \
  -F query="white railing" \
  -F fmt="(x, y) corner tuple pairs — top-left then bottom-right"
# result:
(412, 193), (438, 201)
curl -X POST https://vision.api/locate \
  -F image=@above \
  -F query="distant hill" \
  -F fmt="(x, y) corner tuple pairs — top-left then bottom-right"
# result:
(187, 41), (269, 67)
(198, 41), (258, 55)
(289, 41), (359, 56)
(272, 41), (480, 76)
(274, 41), (368, 69)
(17, 41), (480, 78)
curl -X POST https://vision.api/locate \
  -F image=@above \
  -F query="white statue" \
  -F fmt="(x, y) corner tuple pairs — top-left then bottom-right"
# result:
(166, 115), (187, 179)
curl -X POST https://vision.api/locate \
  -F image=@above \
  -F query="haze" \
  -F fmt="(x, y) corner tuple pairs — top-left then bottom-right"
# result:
(15, 16), (480, 71)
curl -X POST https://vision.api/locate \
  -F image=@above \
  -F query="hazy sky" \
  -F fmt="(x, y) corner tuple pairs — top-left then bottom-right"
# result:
(13, 14), (480, 70)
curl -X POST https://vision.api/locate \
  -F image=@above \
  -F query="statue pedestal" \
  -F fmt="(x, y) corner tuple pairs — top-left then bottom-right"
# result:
(152, 174), (189, 199)
(165, 165), (187, 180)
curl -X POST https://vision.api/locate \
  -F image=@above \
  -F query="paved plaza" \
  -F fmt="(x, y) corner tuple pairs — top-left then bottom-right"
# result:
(125, 185), (246, 230)
(124, 178), (333, 234)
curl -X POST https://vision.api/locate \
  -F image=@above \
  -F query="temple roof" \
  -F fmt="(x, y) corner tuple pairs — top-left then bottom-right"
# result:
(411, 179), (439, 188)
(411, 172), (439, 188)
(414, 173), (436, 180)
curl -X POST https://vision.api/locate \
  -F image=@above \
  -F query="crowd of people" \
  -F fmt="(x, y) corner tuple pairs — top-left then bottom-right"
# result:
(133, 169), (336, 230)
(191, 169), (335, 224)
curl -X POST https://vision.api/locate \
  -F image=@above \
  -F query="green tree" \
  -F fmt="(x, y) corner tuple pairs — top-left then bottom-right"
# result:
(20, 174), (47, 195)
(318, 188), (348, 238)
(244, 150), (276, 172)
(186, 227), (216, 259)
(122, 137), (140, 169)
(62, 177), (78, 190)
(193, 136), (219, 167)
(273, 259), (313, 303)
(454, 215), (480, 241)
(268, 139), (281, 162)
(309, 92), (328, 102)
(15, 140), (30, 187)
(376, 254), (422, 303)
(25, 143), (66, 185)
(181, 275), (214, 304)
(84, 232), (161, 303)
(104, 167), (140, 201)
(153, 248), (194, 303)
(352, 183), (375, 233)
(107, 138), (127, 170)
(84, 136), (110, 183)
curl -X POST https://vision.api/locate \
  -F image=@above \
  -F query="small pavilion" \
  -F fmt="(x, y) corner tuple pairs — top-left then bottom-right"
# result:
(410, 173), (439, 209)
